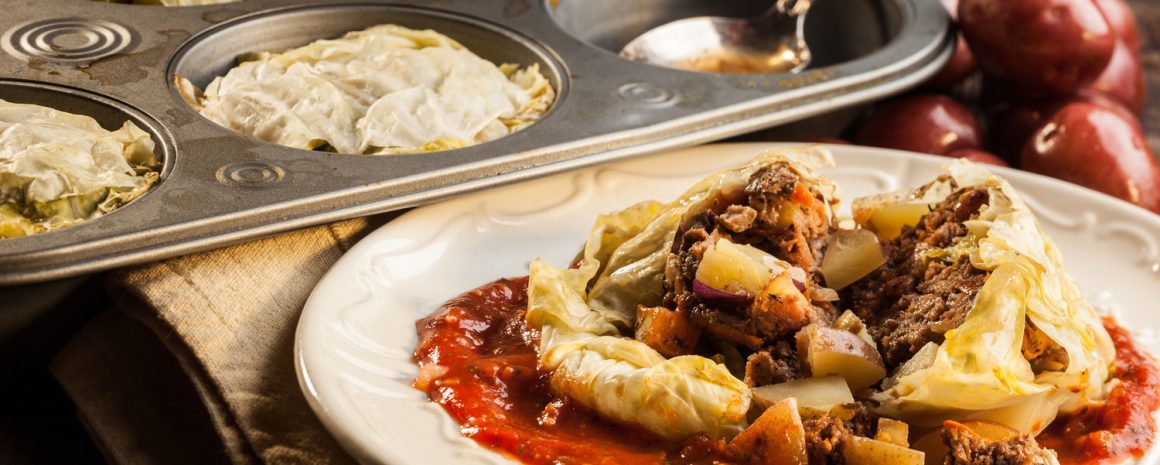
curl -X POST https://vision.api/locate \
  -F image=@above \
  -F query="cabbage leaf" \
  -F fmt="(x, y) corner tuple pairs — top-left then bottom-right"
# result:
(526, 147), (837, 439)
(871, 160), (1116, 434)
(180, 24), (554, 155)
(0, 99), (159, 238)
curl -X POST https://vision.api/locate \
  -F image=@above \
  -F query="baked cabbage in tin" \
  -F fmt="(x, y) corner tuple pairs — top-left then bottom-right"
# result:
(525, 147), (837, 439)
(179, 24), (554, 155)
(0, 99), (159, 238)
(865, 160), (1116, 434)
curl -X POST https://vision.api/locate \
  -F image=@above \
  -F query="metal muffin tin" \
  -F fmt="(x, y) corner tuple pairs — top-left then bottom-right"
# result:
(0, 0), (951, 285)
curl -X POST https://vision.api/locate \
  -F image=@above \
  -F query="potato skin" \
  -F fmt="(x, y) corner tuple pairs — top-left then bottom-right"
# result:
(1082, 39), (1145, 114)
(1094, 0), (1140, 51)
(855, 95), (981, 156)
(959, 0), (1115, 97)
(988, 92), (1137, 163)
(1020, 102), (1160, 213)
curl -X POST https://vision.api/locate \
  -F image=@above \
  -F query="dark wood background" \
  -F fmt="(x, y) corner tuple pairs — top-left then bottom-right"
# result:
(2, 2), (1159, 464)
(1132, 0), (1160, 155)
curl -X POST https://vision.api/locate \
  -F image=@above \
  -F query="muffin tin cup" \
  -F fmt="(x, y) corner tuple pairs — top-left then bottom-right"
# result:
(0, 0), (951, 285)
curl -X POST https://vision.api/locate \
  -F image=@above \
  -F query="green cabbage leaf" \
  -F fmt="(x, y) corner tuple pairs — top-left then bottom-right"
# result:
(872, 160), (1116, 434)
(0, 99), (159, 238)
(525, 147), (836, 439)
(179, 24), (554, 155)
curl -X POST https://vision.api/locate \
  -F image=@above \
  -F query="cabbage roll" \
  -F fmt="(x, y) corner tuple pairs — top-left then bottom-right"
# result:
(844, 160), (1116, 434)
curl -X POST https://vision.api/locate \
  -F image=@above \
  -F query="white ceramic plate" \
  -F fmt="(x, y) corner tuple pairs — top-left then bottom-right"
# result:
(296, 143), (1160, 465)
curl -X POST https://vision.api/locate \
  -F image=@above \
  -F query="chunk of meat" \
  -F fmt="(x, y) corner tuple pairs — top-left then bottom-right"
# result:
(665, 163), (833, 350)
(942, 421), (1058, 465)
(744, 341), (808, 386)
(718, 205), (758, 233)
(842, 187), (992, 368)
(803, 403), (878, 465)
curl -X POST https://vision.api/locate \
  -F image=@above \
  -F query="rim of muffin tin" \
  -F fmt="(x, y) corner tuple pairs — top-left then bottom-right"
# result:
(0, 0), (952, 285)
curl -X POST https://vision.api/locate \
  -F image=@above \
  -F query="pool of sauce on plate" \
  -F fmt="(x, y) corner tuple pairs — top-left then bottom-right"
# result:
(413, 277), (737, 465)
(1038, 318), (1160, 465)
(415, 278), (1160, 465)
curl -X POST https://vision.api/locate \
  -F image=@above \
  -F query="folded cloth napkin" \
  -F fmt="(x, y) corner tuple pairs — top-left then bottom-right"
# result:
(51, 215), (395, 465)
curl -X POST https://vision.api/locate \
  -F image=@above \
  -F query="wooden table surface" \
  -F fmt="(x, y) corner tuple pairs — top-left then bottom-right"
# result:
(1131, 0), (1160, 154)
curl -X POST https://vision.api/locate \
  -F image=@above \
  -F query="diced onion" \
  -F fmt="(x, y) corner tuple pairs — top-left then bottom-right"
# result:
(692, 279), (750, 303)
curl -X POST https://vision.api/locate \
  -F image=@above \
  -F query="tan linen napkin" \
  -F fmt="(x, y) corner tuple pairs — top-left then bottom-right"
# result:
(52, 215), (395, 465)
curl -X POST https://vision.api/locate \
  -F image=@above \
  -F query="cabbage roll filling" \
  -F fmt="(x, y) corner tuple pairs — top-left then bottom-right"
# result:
(654, 162), (836, 385)
(843, 185), (992, 369)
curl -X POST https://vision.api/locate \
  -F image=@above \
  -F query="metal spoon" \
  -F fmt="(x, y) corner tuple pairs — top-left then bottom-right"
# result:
(619, 0), (813, 74)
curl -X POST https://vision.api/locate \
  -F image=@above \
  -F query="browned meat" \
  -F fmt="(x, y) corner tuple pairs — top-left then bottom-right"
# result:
(1022, 321), (1070, 373)
(842, 187), (992, 368)
(718, 204), (757, 233)
(802, 403), (877, 465)
(743, 341), (808, 386)
(942, 422), (1056, 465)
(664, 164), (833, 353)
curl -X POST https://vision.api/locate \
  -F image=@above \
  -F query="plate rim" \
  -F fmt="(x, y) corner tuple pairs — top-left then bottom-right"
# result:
(295, 142), (1160, 465)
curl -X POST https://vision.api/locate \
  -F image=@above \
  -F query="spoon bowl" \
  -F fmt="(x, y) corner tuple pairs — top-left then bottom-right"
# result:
(620, 0), (812, 74)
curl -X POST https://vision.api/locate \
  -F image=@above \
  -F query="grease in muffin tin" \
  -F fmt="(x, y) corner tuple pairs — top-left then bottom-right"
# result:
(177, 24), (555, 155)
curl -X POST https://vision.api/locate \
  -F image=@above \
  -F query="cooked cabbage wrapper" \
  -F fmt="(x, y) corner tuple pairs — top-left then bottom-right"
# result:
(0, 99), (159, 238)
(867, 160), (1115, 434)
(526, 147), (836, 439)
(179, 24), (554, 155)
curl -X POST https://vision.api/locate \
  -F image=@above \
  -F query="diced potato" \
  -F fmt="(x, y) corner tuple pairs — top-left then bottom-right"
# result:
(635, 306), (700, 358)
(696, 238), (781, 296)
(875, 418), (910, 447)
(796, 324), (887, 391)
(882, 342), (938, 390)
(820, 229), (886, 290)
(860, 202), (932, 241)
(752, 375), (854, 414)
(843, 435), (925, 465)
(730, 398), (808, 465)
(833, 310), (876, 348)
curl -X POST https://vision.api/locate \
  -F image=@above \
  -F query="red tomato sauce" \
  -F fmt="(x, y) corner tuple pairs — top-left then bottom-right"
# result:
(415, 278), (1160, 465)
(1038, 318), (1160, 465)
(413, 277), (737, 465)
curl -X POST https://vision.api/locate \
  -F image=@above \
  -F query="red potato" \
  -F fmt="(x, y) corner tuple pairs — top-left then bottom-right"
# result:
(989, 92), (1138, 162)
(959, 0), (1115, 97)
(924, 34), (978, 90)
(1094, 0), (1140, 51)
(925, 0), (977, 90)
(1021, 102), (1160, 213)
(946, 149), (1009, 167)
(1082, 39), (1146, 114)
(855, 95), (981, 156)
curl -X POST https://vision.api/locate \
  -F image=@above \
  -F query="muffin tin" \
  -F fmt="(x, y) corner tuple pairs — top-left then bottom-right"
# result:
(0, 0), (951, 285)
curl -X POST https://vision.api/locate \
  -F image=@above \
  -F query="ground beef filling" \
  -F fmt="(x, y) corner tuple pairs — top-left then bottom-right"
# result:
(842, 187), (992, 368)
(663, 164), (831, 383)
(943, 424), (1056, 465)
(803, 403), (878, 465)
